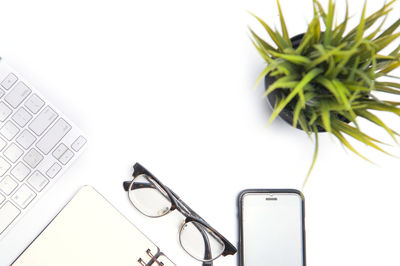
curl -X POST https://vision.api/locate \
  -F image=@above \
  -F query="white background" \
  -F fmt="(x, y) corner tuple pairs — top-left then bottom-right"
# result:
(0, 0), (400, 265)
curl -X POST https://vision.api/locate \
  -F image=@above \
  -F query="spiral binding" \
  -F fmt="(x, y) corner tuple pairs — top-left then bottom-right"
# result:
(138, 249), (164, 266)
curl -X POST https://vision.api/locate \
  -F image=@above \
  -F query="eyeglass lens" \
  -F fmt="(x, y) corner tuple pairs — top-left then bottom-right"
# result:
(128, 174), (172, 217)
(180, 221), (225, 261)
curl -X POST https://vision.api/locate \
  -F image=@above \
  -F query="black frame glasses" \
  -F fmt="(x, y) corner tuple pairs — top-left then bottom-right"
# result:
(123, 163), (237, 265)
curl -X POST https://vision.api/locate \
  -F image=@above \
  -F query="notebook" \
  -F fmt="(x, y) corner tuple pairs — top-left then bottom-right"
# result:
(12, 186), (175, 266)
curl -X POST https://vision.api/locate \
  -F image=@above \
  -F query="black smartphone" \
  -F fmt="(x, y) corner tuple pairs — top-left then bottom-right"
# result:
(238, 189), (306, 266)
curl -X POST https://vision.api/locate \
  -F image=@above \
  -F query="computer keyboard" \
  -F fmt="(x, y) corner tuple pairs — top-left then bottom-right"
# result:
(0, 58), (86, 239)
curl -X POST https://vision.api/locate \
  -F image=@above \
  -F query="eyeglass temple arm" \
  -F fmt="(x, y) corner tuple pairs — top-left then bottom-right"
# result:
(193, 222), (214, 265)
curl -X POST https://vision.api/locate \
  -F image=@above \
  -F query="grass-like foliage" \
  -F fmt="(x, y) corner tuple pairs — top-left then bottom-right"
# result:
(250, 0), (400, 185)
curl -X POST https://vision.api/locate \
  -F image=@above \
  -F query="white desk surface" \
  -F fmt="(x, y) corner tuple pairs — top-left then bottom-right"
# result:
(1, 0), (400, 265)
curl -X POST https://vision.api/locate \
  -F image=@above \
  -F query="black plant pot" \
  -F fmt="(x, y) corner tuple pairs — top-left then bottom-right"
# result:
(264, 33), (329, 132)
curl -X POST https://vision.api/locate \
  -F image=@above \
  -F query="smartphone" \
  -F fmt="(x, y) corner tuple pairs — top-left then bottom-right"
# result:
(238, 189), (306, 266)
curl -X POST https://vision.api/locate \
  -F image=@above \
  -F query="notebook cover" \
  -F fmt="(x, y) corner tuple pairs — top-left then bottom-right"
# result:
(12, 186), (175, 266)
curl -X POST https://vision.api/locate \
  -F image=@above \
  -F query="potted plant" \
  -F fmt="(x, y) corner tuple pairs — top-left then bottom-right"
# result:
(250, 0), (400, 185)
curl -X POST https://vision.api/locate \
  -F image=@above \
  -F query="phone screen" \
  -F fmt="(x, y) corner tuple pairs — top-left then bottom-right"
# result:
(241, 192), (304, 266)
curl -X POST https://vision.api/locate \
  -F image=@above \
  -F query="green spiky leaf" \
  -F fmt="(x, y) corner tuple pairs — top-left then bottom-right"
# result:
(249, 0), (400, 184)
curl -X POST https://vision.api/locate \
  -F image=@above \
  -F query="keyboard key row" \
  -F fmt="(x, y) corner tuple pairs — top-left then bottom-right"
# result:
(0, 135), (83, 181)
(1, 169), (52, 197)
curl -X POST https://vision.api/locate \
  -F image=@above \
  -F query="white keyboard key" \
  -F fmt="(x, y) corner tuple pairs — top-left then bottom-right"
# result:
(1, 73), (18, 90)
(12, 184), (36, 209)
(0, 102), (12, 122)
(16, 130), (36, 149)
(59, 149), (74, 165)
(28, 171), (48, 192)
(11, 162), (31, 181)
(29, 106), (58, 135)
(3, 143), (23, 163)
(4, 82), (31, 108)
(52, 143), (67, 159)
(46, 163), (61, 178)
(0, 157), (11, 176)
(0, 60), (87, 239)
(12, 107), (33, 127)
(71, 136), (87, 152)
(0, 201), (20, 234)
(24, 94), (44, 114)
(0, 121), (19, 140)
(23, 148), (43, 168)
(0, 137), (6, 151)
(0, 175), (18, 195)
(36, 119), (71, 155)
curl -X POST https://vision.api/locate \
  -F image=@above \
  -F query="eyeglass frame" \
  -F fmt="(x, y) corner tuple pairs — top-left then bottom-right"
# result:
(123, 163), (237, 264)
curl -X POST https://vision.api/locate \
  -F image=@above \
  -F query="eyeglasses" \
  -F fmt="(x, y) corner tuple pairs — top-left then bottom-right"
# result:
(123, 163), (237, 265)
